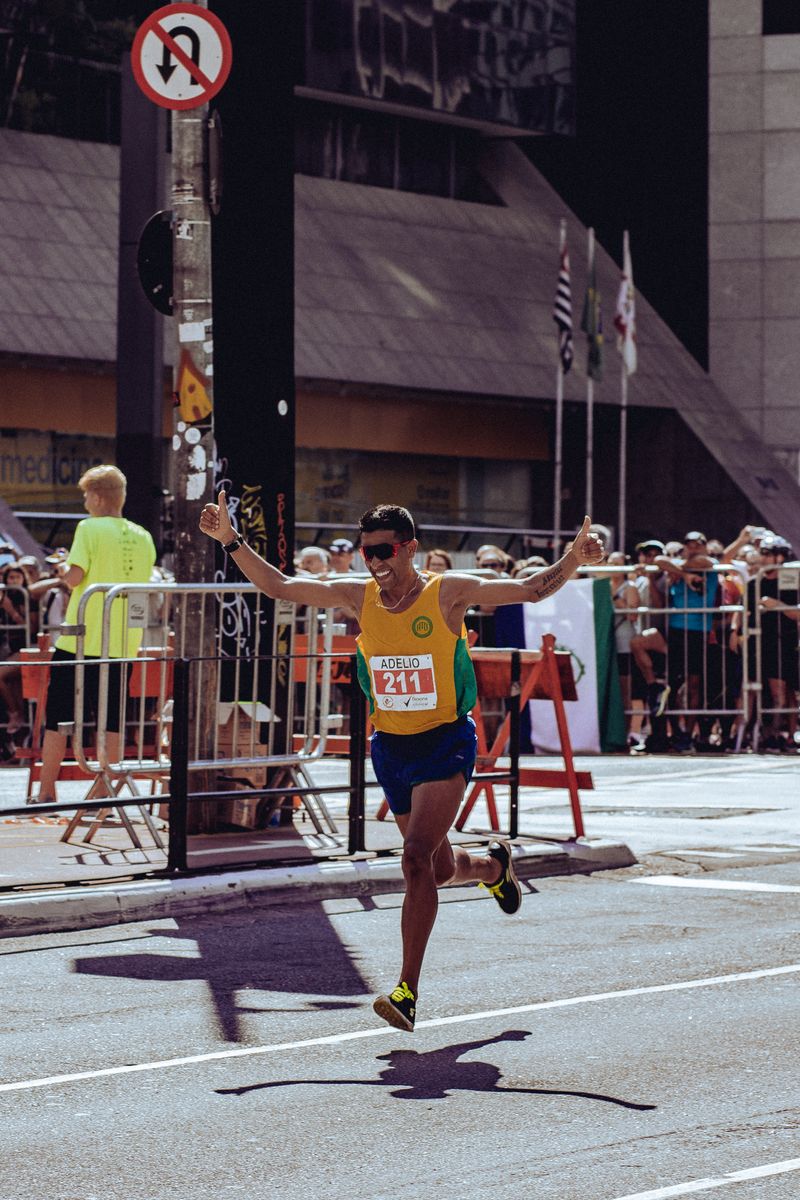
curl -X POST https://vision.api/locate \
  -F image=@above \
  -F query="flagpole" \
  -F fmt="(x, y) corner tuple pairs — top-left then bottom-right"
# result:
(619, 354), (627, 553)
(586, 226), (594, 516)
(553, 219), (566, 561)
(618, 231), (629, 552)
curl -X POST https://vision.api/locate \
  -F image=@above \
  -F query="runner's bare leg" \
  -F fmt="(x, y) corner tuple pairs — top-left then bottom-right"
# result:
(394, 776), (500, 995)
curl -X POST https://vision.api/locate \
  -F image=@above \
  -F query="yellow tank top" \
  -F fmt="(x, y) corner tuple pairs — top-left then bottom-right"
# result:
(356, 572), (477, 734)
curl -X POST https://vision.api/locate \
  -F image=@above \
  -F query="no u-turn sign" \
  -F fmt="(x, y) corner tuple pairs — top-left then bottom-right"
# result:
(132, 3), (232, 110)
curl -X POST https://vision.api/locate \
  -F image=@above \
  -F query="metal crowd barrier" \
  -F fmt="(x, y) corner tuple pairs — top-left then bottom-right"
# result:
(59, 583), (354, 834)
(586, 562), (747, 745)
(583, 560), (800, 750)
(748, 561), (800, 749)
(0, 579), (363, 856)
(0, 575), (524, 877)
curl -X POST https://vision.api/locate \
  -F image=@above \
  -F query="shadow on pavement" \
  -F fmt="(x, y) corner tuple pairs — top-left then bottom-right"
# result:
(216, 1029), (658, 1107)
(72, 904), (370, 1042)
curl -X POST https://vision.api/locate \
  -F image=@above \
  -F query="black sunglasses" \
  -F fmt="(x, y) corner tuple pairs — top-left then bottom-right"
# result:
(360, 539), (412, 562)
(480, 559), (504, 569)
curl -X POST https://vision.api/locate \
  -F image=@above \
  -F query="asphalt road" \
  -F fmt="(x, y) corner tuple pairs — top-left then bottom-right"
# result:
(1, 853), (799, 1199)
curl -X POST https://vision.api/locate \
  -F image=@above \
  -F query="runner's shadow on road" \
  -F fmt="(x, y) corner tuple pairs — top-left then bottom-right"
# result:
(216, 1029), (657, 1107)
(71, 906), (370, 1043)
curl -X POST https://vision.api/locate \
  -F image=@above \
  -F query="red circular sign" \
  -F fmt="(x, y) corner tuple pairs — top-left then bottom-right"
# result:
(132, 3), (232, 111)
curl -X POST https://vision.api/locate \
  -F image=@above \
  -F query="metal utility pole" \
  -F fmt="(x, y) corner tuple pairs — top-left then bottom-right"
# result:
(130, 0), (235, 834)
(171, 92), (215, 581)
(169, 2), (218, 831)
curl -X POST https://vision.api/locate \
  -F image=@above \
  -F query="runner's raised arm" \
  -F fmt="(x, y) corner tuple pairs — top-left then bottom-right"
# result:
(437, 515), (605, 627)
(199, 490), (365, 616)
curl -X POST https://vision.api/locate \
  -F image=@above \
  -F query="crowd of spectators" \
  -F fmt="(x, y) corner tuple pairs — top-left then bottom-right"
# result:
(0, 550), (71, 759)
(2, 519), (798, 764)
(294, 523), (799, 757)
(617, 525), (799, 755)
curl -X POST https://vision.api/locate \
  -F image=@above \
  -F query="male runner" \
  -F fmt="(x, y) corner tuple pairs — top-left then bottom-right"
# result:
(200, 497), (604, 1031)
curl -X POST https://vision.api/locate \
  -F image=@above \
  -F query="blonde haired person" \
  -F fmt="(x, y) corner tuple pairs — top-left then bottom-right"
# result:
(34, 465), (156, 804)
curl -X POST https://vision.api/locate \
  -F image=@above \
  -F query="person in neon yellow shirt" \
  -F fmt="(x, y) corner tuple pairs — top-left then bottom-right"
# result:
(36, 466), (156, 804)
(200, 495), (605, 1031)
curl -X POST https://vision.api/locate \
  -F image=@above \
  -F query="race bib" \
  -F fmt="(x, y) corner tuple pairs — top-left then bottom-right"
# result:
(369, 653), (437, 711)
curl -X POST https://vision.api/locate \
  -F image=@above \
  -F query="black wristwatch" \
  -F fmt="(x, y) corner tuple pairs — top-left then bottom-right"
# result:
(222, 534), (244, 553)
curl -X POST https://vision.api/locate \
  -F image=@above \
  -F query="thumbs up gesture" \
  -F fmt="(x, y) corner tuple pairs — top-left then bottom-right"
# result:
(571, 515), (606, 564)
(199, 489), (236, 543)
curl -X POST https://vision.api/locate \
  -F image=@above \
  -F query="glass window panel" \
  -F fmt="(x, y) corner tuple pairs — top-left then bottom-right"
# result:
(763, 1), (800, 35)
(339, 109), (396, 187)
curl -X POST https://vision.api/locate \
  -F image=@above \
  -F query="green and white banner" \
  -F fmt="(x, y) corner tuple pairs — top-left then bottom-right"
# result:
(523, 577), (626, 753)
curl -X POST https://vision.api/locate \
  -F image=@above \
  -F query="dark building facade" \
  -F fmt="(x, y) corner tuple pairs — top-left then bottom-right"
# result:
(2, 0), (799, 555)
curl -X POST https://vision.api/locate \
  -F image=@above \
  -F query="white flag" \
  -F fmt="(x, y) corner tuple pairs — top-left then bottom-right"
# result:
(613, 232), (637, 376)
(523, 578), (626, 754)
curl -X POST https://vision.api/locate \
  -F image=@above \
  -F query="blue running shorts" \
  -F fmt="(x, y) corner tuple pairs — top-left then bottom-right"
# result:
(370, 715), (478, 816)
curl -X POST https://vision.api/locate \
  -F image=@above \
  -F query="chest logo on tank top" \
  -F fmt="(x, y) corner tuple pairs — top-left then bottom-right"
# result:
(411, 615), (433, 638)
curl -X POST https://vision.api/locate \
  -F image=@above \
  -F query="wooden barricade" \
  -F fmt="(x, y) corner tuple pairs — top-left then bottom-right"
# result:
(458, 634), (591, 837)
(373, 633), (591, 836)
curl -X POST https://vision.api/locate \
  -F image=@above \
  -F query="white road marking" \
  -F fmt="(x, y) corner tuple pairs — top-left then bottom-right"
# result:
(631, 875), (800, 894)
(595, 761), (791, 788)
(582, 798), (776, 809)
(668, 851), (746, 859)
(0, 962), (798, 1095)
(609, 1154), (800, 1199)
(730, 844), (800, 854)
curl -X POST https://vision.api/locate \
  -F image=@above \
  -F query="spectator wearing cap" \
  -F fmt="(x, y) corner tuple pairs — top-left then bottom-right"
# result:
(733, 535), (799, 753)
(330, 537), (361, 636)
(709, 545), (750, 749)
(471, 544), (514, 647)
(607, 552), (646, 749)
(721, 525), (766, 583)
(329, 538), (356, 574)
(630, 540), (670, 732)
(655, 532), (719, 752)
(26, 550), (70, 638)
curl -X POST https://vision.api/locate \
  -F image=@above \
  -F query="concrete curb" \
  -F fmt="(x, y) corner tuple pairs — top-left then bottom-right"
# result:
(0, 838), (636, 938)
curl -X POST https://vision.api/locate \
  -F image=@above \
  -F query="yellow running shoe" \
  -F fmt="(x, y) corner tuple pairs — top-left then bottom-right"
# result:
(480, 840), (522, 914)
